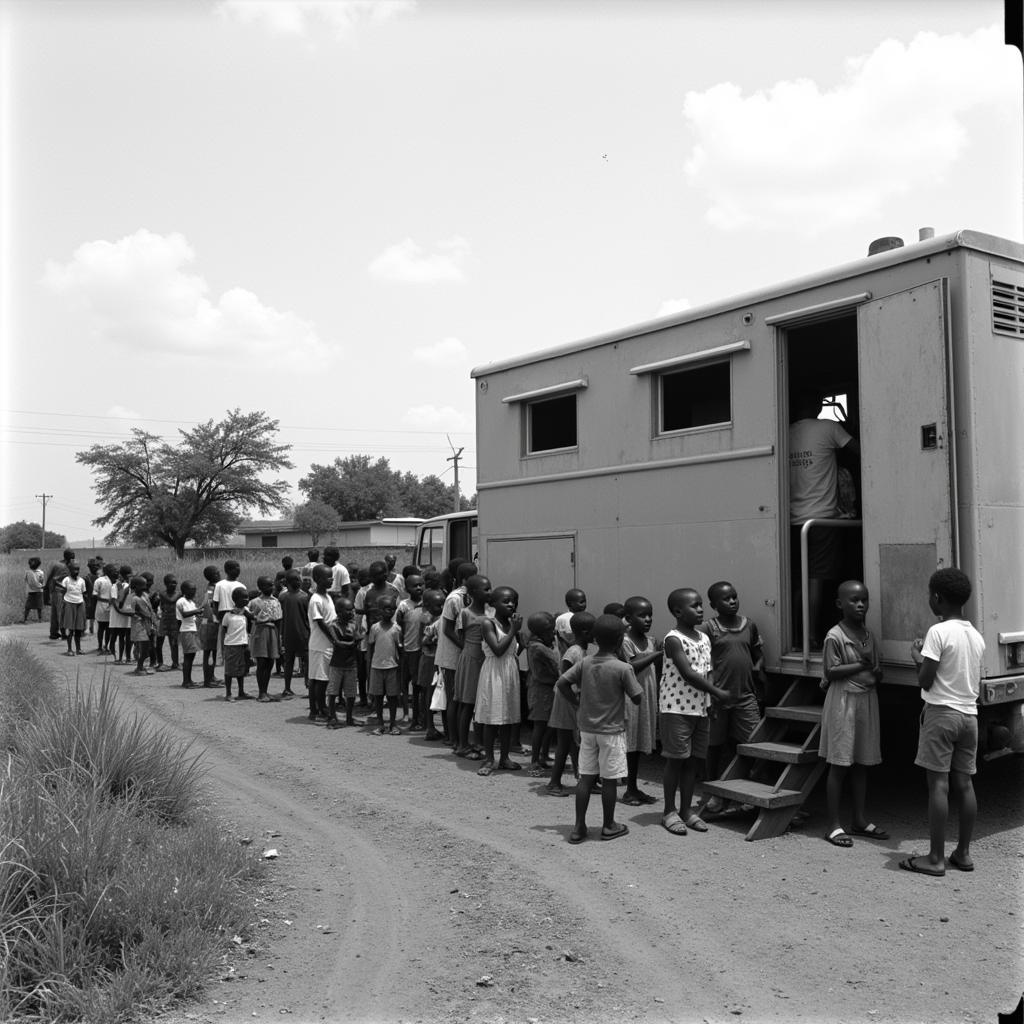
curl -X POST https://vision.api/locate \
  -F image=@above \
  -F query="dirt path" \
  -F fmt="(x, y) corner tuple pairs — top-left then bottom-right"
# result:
(10, 625), (1024, 1024)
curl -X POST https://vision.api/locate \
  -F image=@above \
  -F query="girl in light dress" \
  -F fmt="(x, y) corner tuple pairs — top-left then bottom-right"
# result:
(59, 562), (88, 656)
(453, 575), (493, 759)
(474, 586), (524, 777)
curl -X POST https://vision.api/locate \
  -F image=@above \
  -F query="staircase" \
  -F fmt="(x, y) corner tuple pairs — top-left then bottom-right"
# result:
(697, 676), (826, 841)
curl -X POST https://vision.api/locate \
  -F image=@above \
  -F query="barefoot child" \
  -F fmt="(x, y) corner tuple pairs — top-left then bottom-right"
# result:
(417, 589), (445, 740)
(526, 612), (558, 776)
(326, 597), (361, 729)
(127, 575), (156, 675)
(660, 588), (730, 836)
(278, 570), (310, 699)
(474, 586), (524, 775)
(903, 569), (985, 877)
(368, 595), (403, 735)
(453, 575), (493, 758)
(621, 596), (662, 805)
(248, 576), (282, 703)
(22, 556), (45, 624)
(701, 581), (766, 813)
(547, 612), (594, 796)
(175, 581), (202, 687)
(557, 614), (642, 844)
(819, 580), (886, 848)
(307, 565), (337, 720)
(220, 586), (252, 701)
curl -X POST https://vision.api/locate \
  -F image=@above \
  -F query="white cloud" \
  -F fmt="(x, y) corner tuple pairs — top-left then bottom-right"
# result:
(400, 404), (473, 432)
(655, 297), (691, 318)
(682, 25), (1016, 234)
(106, 405), (141, 420)
(42, 229), (329, 364)
(368, 236), (471, 283)
(412, 336), (467, 364)
(216, 0), (415, 40)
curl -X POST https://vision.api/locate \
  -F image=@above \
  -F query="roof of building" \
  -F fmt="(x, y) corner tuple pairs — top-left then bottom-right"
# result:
(237, 517), (424, 534)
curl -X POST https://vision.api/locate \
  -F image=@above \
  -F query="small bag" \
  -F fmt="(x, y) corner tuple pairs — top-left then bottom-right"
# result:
(429, 667), (447, 711)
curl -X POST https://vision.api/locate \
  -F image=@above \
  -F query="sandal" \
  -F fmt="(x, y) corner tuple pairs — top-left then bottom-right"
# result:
(948, 851), (975, 872)
(477, 761), (495, 777)
(498, 759), (522, 771)
(899, 855), (944, 877)
(850, 823), (890, 840)
(620, 793), (644, 807)
(568, 827), (589, 845)
(684, 815), (709, 833)
(600, 823), (629, 842)
(825, 828), (853, 848)
(463, 750), (484, 761)
(661, 812), (687, 835)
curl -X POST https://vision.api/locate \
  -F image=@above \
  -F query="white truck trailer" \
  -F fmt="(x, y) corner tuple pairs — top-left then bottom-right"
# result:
(417, 230), (1024, 777)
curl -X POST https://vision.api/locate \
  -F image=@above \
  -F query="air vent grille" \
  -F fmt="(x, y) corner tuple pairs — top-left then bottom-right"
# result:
(992, 277), (1024, 338)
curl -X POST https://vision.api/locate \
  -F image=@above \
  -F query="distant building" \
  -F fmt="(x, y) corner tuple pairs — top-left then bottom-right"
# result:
(236, 517), (424, 550)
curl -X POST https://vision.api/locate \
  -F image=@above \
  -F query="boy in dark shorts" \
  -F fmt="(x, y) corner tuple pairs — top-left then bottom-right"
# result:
(556, 614), (642, 844)
(902, 569), (985, 877)
(326, 597), (361, 729)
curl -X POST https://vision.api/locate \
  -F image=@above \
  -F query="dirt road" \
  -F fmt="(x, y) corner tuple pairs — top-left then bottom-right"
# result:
(11, 625), (1023, 1024)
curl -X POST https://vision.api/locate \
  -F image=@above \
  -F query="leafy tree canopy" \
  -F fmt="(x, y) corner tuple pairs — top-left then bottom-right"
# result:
(76, 409), (293, 557)
(0, 521), (67, 553)
(298, 455), (473, 522)
(292, 499), (342, 546)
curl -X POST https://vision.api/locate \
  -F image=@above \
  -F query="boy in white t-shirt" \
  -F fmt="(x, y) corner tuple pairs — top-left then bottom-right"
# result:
(902, 569), (985, 878)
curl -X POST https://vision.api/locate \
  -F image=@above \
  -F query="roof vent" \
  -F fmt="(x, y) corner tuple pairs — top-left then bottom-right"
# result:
(919, 227), (935, 241)
(868, 236), (904, 256)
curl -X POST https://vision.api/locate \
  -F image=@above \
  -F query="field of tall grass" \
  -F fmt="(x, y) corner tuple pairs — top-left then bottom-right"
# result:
(0, 545), (416, 626)
(0, 640), (259, 1023)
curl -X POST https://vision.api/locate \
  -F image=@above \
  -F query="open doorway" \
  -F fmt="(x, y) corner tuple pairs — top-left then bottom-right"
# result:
(784, 316), (863, 651)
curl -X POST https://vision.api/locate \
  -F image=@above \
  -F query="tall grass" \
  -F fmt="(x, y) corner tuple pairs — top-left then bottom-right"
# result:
(0, 641), (259, 1023)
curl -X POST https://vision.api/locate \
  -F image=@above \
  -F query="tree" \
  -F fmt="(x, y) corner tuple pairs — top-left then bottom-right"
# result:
(299, 455), (472, 521)
(76, 409), (293, 558)
(292, 499), (342, 546)
(0, 521), (67, 553)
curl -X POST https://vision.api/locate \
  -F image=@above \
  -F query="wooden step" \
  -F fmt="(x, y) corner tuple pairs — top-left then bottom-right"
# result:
(699, 779), (805, 809)
(736, 740), (819, 763)
(765, 704), (822, 723)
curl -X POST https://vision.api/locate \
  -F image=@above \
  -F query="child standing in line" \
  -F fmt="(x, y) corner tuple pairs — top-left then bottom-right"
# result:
(555, 588), (588, 656)
(660, 588), (731, 836)
(417, 589), (445, 741)
(354, 561), (401, 716)
(474, 586), (524, 776)
(247, 576), (282, 703)
(326, 597), (362, 729)
(140, 572), (159, 668)
(621, 596), (662, 806)
(92, 564), (114, 652)
(453, 575), (493, 758)
(154, 574), (180, 672)
(127, 575), (156, 675)
(175, 581), (201, 688)
(701, 581), (766, 814)
(903, 569), (985, 876)
(368, 595), (404, 736)
(60, 562), (89, 655)
(526, 612), (558, 776)
(557, 614), (642, 843)
(84, 559), (100, 636)
(435, 560), (475, 742)
(819, 580), (886, 848)
(307, 565), (336, 720)
(23, 556), (45, 623)
(547, 612), (594, 796)
(396, 574), (426, 728)
(199, 565), (223, 687)
(213, 560), (243, 620)
(110, 565), (134, 664)
(278, 570), (309, 700)
(220, 586), (252, 701)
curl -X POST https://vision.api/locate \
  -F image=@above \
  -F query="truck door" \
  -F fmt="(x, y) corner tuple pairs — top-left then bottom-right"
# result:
(857, 279), (956, 664)
(484, 533), (576, 623)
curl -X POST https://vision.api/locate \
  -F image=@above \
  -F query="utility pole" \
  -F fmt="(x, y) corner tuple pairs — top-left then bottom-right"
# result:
(35, 493), (52, 549)
(446, 435), (464, 513)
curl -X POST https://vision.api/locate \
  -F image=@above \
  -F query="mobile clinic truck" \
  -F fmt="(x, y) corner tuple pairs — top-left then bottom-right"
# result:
(416, 230), (1024, 815)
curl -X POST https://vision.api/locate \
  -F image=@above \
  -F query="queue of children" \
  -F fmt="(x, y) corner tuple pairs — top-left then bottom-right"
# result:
(23, 548), (985, 868)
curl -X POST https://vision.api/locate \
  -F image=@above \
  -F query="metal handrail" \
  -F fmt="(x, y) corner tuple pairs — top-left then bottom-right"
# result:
(800, 517), (863, 670)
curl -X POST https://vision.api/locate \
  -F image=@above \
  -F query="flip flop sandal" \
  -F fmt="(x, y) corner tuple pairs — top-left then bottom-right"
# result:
(477, 762), (494, 777)
(948, 852), (975, 872)
(568, 828), (589, 845)
(620, 794), (644, 806)
(899, 855), (945, 877)
(661, 812), (687, 836)
(636, 791), (658, 805)
(498, 760), (522, 771)
(600, 824), (629, 842)
(826, 828), (853, 848)
(685, 816), (710, 833)
(850, 824), (890, 840)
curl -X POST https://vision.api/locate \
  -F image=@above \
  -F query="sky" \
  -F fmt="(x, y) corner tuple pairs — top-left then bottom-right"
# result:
(1, 0), (1021, 544)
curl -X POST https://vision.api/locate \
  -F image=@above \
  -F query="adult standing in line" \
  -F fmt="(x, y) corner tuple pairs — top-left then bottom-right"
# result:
(789, 392), (859, 648)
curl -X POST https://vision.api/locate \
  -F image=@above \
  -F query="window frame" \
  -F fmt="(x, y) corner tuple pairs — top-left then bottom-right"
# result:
(654, 357), (733, 437)
(523, 392), (580, 456)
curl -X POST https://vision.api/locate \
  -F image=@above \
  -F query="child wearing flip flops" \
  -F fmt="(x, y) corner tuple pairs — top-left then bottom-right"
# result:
(557, 614), (642, 844)
(621, 596), (662, 806)
(902, 568), (985, 877)
(526, 612), (559, 776)
(819, 580), (887, 849)
(546, 612), (593, 796)
(474, 586), (524, 775)
(659, 588), (730, 837)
